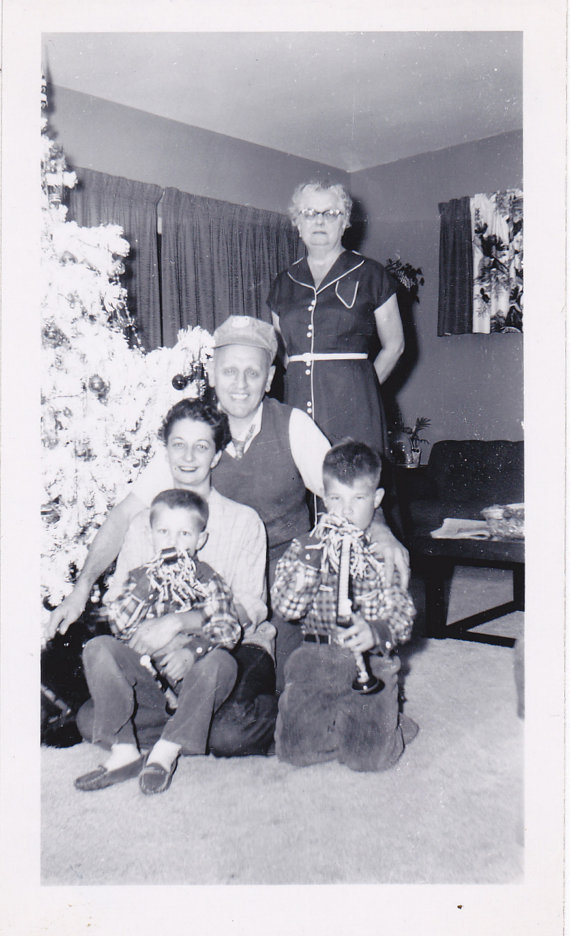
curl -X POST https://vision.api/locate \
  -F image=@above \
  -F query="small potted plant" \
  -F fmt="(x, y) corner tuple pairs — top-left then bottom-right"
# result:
(395, 416), (431, 467)
(384, 257), (425, 304)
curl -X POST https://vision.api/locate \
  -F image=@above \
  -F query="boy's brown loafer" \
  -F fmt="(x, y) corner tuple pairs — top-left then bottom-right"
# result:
(139, 759), (178, 795)
(74, 755), (145, 791)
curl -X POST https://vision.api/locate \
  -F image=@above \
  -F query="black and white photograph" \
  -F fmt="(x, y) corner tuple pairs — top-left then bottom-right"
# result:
(0, 3), (566, 934)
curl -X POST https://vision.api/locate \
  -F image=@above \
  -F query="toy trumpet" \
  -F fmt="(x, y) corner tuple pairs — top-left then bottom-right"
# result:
(336, 533), (382, 694)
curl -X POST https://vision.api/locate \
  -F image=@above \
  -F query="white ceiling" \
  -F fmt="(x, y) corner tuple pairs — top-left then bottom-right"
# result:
(42, 31), (523, 172)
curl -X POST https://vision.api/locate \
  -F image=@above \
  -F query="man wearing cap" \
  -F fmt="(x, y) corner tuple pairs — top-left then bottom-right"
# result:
(128, 315), (407, 687)
(206, 316), (332, 691)
(48, 315), (408, 745)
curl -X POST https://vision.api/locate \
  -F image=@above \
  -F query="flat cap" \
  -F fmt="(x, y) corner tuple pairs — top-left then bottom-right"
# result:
(213, 315), (278, 360)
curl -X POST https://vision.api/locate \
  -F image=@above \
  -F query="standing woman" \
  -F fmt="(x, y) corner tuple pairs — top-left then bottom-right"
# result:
(268, 181), (404, 452)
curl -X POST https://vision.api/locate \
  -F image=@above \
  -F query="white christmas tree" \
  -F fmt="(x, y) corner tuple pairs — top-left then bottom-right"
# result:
(41, 85), (213, 621)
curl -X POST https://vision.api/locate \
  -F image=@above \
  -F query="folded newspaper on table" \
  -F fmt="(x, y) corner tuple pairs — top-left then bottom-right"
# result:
(430, 519), (491, 539)
(430, 504), (524, 541)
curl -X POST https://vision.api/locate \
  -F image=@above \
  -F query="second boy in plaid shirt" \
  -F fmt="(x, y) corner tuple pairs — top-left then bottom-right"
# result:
(75, 488), (241, 796)
(108, 492), (239, 661)
(272, 440), (418, 772)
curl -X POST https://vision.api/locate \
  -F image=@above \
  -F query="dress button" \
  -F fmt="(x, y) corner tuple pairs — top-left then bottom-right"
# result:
(305, 369), (311, 376)
(306, 332), (311, 339)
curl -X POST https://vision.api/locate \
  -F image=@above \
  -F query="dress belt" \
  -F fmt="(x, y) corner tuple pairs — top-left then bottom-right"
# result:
(288, 352), (368, 363)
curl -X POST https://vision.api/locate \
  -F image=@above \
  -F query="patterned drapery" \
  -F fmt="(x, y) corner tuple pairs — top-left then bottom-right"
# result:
(438, 189), (523, 335)
(471, 190), (523, 333)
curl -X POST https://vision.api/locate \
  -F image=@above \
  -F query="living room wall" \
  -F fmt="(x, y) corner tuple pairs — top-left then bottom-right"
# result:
(47, 85), (347, 216)
(48, 86), (522, 450)
(349, 130), (524, 449)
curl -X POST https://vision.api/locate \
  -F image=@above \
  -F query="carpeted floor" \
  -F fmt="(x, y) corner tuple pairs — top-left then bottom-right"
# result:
(41, 566), (524, 885)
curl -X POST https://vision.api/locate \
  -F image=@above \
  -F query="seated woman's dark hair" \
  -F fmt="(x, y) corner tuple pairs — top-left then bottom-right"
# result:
(159, 398), (231, 453)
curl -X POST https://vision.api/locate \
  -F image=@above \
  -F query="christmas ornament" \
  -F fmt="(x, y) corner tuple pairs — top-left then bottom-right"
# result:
(41, 502), (61, 525)
(42, 322), (69, 348)
(74, 441), (93, 460)
(87, 374), (110, 401)
(171, 361), (208, 397)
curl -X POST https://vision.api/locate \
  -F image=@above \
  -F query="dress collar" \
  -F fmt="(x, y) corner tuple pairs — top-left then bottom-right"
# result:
(288, 250), (365, 293)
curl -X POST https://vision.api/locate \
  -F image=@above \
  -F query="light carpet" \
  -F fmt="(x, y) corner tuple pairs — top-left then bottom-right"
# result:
(41, 566), (523, 885)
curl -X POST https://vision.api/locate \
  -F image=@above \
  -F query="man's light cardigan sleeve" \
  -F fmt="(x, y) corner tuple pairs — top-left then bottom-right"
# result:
(288, 408), (330, 498)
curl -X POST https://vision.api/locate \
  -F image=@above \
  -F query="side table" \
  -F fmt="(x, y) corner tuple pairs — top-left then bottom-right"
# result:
(394, 464), (524, 647)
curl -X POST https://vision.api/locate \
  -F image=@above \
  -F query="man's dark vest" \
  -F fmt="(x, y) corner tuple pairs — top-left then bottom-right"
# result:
(213, 398), (310, 561)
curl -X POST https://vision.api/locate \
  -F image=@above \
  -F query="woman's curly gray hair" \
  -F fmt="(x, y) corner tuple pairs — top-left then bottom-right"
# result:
(288, 181), (352, 229)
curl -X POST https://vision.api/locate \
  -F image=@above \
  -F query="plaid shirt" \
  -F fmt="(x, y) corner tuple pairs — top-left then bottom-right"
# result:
(271, 515), (415, 651)
(107, 550), (241, 658)
(105, 488), (267, 631)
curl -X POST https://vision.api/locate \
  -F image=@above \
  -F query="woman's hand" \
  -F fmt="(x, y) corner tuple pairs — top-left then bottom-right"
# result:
(45, 585), (90, 642)
(368, 519), (410, 589)
(341, 612), (376, 655)
(128, 613), (181, 655)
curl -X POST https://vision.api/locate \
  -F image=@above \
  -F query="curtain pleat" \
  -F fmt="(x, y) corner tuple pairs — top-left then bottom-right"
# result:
(160, 189), (299, 346)
(437, 197), (474, 336)
(66, 168), (163, 349)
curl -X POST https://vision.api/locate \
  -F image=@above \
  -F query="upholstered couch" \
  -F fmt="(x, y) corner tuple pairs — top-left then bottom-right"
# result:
(399, 440), (524, 538)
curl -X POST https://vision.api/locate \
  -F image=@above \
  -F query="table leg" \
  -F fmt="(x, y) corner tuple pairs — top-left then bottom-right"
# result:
(513, 565), (525, 611)
(423, 557), (453, 639)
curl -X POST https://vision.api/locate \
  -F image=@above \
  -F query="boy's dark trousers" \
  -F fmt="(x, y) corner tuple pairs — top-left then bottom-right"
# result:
(275, 642), (417, 772)
(77, 639), (278, 756)
(77, 635), (237, 753)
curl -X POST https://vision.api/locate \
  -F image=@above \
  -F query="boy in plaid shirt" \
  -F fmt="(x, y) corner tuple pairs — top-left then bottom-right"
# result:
(75, 488), (241, 795)
(108, 488), (240, 671)
(271, 440), (418, 772)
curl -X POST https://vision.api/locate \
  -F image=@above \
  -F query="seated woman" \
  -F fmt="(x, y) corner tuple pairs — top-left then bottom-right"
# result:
(76, 398), (278, 773)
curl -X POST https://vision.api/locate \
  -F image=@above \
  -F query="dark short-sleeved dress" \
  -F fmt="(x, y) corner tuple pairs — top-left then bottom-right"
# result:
(268, 250), (398, 452)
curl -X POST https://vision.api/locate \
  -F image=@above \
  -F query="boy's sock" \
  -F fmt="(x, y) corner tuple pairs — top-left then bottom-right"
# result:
(105, 743), (141, 771)
(147, 739), (181, 771)
(243, 621), (277, 661)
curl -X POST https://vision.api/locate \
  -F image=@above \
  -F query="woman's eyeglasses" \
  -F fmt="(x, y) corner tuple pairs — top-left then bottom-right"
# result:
(297, 208), (344, 220)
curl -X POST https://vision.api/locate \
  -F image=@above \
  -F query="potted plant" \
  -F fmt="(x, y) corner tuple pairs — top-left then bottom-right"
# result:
(384, 257), (425, 304)
(394, 416), (431, 467)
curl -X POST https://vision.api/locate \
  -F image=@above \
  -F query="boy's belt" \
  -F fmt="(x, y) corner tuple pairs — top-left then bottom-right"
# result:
(288, 352), (367, 363)
(303, 632), (338, 645)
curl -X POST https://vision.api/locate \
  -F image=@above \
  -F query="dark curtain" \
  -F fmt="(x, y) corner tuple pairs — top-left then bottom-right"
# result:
(66, 168), (163, 350)
(437, 197), (473, 336)
(160, 188), (299, 346)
